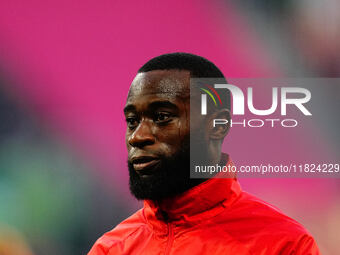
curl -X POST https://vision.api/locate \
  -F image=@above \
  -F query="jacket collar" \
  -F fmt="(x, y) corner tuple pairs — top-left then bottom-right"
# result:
(143, 153), (242, 232)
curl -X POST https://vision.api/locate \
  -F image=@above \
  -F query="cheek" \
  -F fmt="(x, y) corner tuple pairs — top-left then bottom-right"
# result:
(156, 118), (189, 153)
(177, 116), (190, 140)
(125, 130), (132, 150)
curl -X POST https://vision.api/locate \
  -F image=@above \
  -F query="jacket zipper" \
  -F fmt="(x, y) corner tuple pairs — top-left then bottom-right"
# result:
(164, 222), (174, 255)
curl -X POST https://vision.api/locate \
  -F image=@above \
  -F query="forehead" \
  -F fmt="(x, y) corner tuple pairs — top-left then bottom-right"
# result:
(127, 70), (190, 100)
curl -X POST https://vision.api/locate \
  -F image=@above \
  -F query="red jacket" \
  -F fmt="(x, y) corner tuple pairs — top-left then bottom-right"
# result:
(89, 158), (320, 255)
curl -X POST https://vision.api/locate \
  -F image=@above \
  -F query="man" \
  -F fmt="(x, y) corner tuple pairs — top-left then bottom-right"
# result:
(88, 53), (320, 254)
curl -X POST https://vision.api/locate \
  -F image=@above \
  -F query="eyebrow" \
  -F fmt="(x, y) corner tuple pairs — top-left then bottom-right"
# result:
(123, 100), (179, 114)
(148, 100), (179, 110)
(123, 104), (136, 114)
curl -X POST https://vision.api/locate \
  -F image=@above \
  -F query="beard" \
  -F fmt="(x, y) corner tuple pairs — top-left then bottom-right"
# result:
(128, 134), (209, 201)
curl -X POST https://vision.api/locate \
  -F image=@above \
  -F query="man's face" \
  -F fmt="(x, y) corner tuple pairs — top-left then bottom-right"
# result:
(124, 70), (205, 200)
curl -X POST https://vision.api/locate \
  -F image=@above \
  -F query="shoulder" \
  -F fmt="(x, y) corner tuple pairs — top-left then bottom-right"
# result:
(235, 191), (307, 232)
(218, 191), (320, 254)
(232, 191), (308, 235)
(88, 209), (149, 255)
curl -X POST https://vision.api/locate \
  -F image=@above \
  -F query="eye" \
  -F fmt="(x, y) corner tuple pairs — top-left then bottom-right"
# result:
(125, 117), (138, 129)
(155, 112), (171, 123)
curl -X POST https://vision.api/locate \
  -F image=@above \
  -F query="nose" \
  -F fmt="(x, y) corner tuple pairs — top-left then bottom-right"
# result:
(128, 120), (155, 148)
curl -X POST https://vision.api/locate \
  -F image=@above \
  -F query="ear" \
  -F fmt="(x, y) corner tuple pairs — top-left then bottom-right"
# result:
(207, 109), (231, 140)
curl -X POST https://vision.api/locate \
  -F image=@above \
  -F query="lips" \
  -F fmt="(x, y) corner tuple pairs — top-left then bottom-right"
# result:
(131, 156), (161, 174)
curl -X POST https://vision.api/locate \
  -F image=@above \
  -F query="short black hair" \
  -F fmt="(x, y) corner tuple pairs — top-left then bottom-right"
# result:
(138, 52), (230, 111)
(138, 52), (225, 78)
